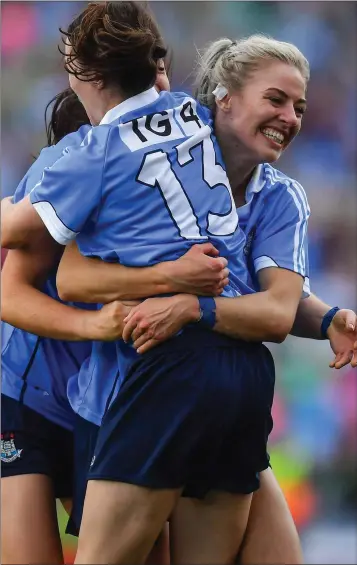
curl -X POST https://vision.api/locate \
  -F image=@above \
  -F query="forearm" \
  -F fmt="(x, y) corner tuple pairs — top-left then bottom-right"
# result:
(1, 281), (97, 341)
(213, 292), (292, 343)
(57, 253), (171, 303)
(291, 293), (330, 339)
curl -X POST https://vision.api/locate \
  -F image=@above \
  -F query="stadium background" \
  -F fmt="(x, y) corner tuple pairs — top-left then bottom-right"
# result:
(1, 1), (356, 563)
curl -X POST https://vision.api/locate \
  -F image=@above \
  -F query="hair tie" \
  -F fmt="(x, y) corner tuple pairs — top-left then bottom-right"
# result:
(212, 83), (228, 100)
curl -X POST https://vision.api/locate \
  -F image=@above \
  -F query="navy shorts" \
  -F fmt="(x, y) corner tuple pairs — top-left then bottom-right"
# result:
(89, 327), (275, 498)
(1, 394), (74, 499)
(66, 414), (99, 537)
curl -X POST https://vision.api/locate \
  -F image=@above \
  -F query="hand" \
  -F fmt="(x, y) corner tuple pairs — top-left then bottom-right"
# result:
(166, 243), (229, 296)
(91, 299), (141, 341)
(122, 294), (200, 354)
(327, 309), (357, 369)
(1, 196), (14, 209)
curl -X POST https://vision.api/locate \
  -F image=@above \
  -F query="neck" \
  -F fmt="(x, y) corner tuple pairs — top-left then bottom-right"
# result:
(91, 91), (126, 125)
(216, 127), (257, 207)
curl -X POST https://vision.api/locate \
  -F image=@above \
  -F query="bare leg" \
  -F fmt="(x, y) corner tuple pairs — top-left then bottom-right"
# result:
(171, 491), (253, 564)
(1, 474), (64, 564)
(238, 468), (303, 564)
(75, 480), (180, 565)
(145, 524), (170, 565)
(59, 497), (72, 516)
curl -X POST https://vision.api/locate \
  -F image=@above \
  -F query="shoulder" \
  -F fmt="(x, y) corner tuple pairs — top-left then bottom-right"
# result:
(56, 124), (113, 168)
(160, 90), (212, 123)
(56, 124), (92, 151)
(261, 163), (310, 216)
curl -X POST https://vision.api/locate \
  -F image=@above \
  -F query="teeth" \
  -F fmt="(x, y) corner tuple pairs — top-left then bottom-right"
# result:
(261, 128), (284, 144)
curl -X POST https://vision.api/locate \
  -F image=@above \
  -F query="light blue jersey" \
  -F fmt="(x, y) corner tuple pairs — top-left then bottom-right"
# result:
(2, 125), (95, 430)
(238, 163), (310, 296)
(30, 89), (252, 295)
(29, 87), (255, 424)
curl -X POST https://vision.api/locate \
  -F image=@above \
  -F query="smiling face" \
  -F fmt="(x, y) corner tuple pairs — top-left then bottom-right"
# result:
(216, 60), (307, 164)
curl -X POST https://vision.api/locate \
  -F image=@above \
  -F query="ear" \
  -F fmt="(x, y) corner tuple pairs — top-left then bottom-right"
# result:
(215, 94), (232, 113)
(94, 79), (104, 90)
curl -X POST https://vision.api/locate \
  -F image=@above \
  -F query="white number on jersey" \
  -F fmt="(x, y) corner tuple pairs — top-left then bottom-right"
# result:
(137, 125), (238, 239)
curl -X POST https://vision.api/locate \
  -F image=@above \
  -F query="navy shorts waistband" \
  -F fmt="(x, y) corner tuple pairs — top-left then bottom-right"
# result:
(152, 326), (262, 352)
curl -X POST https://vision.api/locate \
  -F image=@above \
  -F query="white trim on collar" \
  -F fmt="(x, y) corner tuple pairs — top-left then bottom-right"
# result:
(100, 87), (160, 125)
(246, 164), (265, 196)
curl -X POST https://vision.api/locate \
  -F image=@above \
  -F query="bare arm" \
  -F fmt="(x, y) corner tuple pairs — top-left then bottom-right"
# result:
(121, 271), (357, 368)
(1, 231), (131, 342)
(56, 241), (229, 303)
(1, 195), (45, 249)
(212, 268), (302, 343)
(122, 267), (304, 350)
(2, 196), (228, 303)
(291, 293), (330, 339)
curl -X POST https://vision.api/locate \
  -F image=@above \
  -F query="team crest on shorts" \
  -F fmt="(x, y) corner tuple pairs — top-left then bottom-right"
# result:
(1, 433), (23, 463)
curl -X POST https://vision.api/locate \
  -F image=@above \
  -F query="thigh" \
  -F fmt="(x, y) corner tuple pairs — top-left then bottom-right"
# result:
(1, 395), (74, 499)
(171, 491), (252, 565)
(1, 474), (63, 564)
(75, 479), (180, 565)
(238, 468), (303, 564)
(66, 415), (100, 537)
(145, 524), (170, 565)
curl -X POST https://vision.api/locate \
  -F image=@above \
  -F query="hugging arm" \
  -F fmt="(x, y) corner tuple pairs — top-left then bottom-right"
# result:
(1, 232), (98, 341)
(56, 241), (229, 304)
(122, 266), (303, 352)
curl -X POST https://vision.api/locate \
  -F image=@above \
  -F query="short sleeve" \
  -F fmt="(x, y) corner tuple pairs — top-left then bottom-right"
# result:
(13, 147), (56, 203)
(252, 180), (310, 295)
(29, 128), (108, 245)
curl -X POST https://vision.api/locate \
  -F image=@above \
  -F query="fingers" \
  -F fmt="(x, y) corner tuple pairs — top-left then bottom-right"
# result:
(131, 323), (154, 343)
(132, 332), (158, 352)
(335, 351), (353, 370)
(210, 257), (228, 271)
(351, 348), (357, 368)
(218, 277), (230, 289)
(330, 350), (354, 370)
(136, 338), (160, 355)
(345, 310), (356, 331)
(191, 243), (219, 257)
(122, 316), (139, 342)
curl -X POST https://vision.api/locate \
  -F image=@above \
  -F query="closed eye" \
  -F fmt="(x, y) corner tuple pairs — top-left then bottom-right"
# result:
(269, 97), (283, 105)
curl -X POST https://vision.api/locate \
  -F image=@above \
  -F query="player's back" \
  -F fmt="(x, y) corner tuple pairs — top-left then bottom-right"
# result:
(78, 91), (252, 297)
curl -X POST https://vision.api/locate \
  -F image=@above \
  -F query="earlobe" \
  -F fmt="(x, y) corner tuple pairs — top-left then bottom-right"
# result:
(216, 95), (231, 113)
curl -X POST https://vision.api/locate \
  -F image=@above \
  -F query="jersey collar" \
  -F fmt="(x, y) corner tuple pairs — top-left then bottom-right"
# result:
(246, 164), (265, 197)
(100, 87), (160, 125)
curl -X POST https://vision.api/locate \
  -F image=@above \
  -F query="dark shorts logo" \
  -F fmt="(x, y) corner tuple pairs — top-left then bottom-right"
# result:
(1, 433), (23, 463)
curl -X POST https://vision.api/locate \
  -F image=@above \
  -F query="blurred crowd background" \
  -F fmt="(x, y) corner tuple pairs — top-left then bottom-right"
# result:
(2, 2), (356, 563)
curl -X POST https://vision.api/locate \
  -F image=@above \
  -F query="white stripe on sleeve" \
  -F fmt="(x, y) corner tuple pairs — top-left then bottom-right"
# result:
(32, 201), (78, 245)
(267, 170), (310, 276)
(254, 256), (279, 272)
(286, 186), (304, 273)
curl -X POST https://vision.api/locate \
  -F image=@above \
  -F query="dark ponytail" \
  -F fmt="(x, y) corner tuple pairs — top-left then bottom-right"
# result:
(45, 88), (90, 146)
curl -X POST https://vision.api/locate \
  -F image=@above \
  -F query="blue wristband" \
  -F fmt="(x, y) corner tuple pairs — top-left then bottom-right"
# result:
(321, 306), (340, 339)
(197, 297), (216, 329)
